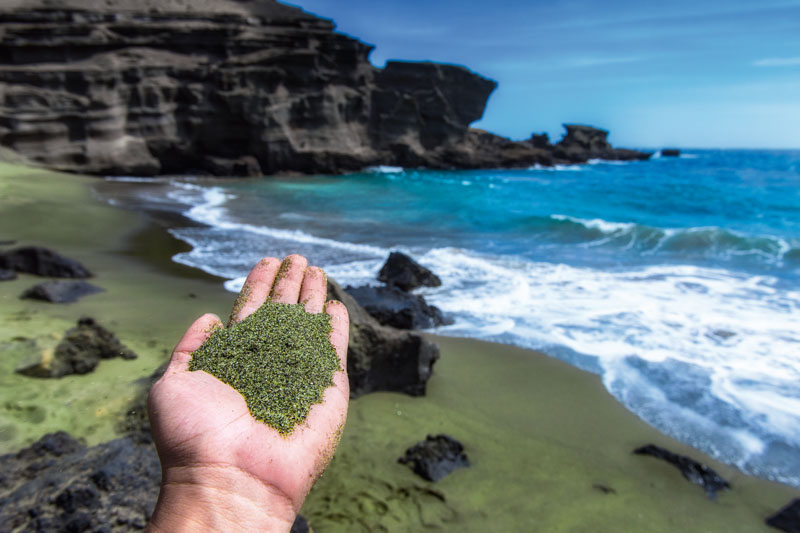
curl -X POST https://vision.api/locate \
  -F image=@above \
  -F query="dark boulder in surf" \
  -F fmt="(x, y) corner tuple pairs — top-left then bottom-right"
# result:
(327, 279), (439, 398)
(346, 285), (451, 330)
(378, 252), (442, 292)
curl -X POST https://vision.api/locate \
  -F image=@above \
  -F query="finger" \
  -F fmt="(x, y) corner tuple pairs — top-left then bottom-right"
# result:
(324, 300), (349, 373)
(299, 266), (327, 314)
(228, 257), (282, 325)
(169, 313), (223, 371)
(269, 254), (308, 304)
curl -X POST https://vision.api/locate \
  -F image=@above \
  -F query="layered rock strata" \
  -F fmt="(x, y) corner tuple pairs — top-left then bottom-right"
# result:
(0, 0), (649, 176)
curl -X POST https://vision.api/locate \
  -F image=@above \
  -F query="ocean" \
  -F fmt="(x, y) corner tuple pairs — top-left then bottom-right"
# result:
(104, 149), (800, 488)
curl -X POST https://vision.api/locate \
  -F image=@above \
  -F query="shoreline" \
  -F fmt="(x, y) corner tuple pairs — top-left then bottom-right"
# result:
(1, 163), (798, 531)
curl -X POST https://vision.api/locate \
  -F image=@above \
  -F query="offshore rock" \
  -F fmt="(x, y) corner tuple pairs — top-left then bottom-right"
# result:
(378, 251), (442, 292)
(398, 434), (470, 482)
(661, 148), (681, 157)
(21, 280), (105, 303)
(0, 1), (649, 175)
(633, 444), (730, 500)
(327, 279), (439, 398)
(766, 499), (800, 533)
(554, 124), (652, 163)
(346, 285), (451, 330)
(16, 317), (137, 378)
(0, 246), (92, 278)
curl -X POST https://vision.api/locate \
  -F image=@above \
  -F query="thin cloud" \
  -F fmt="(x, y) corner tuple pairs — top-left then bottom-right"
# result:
(566, 56), (643, 68)
(753, 57), (800, 67)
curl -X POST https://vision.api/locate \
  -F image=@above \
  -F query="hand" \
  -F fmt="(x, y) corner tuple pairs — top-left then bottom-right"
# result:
(146, 255), (349, 532)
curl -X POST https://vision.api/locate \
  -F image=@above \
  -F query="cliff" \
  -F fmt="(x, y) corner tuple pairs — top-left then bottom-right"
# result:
(0, 0), (650, 176)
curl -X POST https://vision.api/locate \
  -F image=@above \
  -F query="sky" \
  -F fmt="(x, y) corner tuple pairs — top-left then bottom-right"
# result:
(286, 0), (800, 149)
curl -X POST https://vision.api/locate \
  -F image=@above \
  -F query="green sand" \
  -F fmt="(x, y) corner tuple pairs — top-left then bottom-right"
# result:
(190, 301), (339, 435)
(0, 162), (797, 531)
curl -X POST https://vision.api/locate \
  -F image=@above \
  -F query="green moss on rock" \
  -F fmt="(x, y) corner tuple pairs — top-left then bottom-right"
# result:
(190, 302), (339, 435)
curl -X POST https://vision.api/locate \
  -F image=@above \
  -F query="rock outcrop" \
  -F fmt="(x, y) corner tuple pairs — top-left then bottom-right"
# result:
(0, 432), (160, 532)
(327, 279), (439, 398)
(398, 434), (470, 482)
(21, 280), (104, 303)
(0, 431), (311, 532)
(766, 498), (800, 533)
(16, 317), (137, 378)
(346, 285), (450, 330)
(0, 0), (650, 176)
(378, 252), (442, 292)
(0, 246), (92, 278)
(553, 124), (651, 163)
(633, 444), (730, 500)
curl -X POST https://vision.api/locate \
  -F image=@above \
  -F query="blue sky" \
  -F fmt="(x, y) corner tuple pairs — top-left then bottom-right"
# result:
(286, 0), (800, 149)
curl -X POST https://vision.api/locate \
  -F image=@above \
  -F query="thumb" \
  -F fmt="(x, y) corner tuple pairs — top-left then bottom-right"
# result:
(168, 313), (223, 372)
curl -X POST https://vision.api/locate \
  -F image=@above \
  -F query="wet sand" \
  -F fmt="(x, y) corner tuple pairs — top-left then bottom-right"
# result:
(0, 163), (797, 531)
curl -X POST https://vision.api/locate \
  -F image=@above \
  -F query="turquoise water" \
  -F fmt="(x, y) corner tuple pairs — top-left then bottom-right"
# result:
(115, 150), (800, 487)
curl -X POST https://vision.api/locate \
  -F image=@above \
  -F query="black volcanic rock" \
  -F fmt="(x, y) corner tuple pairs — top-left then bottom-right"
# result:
(378, 252), (442, 292)
(398, 434), (470, 482)
(0, 431), (312, 532)
(327, 279), (439, 398)
(16, 317), (137, 378)
(346, 285), (451, 330)
(766, 499), (800, 533)
(633, 444), (730, 499)
(0, 1), (649, 175)
(0, 247), (92, 278)
(21, 280), (104, 303)
(662, 148), (681, 157)
(0, 432), (160, 532)
(0, 269), (16, 281)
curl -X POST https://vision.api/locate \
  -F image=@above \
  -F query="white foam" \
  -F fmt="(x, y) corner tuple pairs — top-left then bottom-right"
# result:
(172, 183), (389, 258)
(587, 158), (631, 166)
(224, 276), (246, 293)
(410, 246), (800, 484)
(365, 165), (404, 174)
(551, 214), (636, 233)
(528, 163), (584, 171)
(104, 176), (165, 182)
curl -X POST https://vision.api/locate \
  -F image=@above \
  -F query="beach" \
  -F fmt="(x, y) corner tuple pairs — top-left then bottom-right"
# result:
(1, 163), (798, 531)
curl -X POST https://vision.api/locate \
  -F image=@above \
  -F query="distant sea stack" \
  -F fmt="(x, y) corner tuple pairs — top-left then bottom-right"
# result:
(0, 0), (650, 176)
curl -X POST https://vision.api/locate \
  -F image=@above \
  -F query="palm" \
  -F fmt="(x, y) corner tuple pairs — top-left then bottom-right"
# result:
(148, 255), (349, 509)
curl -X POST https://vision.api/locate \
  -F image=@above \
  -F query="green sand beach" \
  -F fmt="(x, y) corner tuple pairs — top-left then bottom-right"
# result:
(1, 164), (797, 531)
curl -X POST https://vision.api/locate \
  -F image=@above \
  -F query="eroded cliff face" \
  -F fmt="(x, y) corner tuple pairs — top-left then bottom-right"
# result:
(0, 0), (648, 176)
(0, 0), (499, 176)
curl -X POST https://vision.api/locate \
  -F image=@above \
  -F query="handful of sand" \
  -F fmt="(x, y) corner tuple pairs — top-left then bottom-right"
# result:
(189, 301), (340, 435)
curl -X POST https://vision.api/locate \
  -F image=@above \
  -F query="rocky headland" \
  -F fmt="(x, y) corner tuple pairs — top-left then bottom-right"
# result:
(0, 0), (650, 177)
